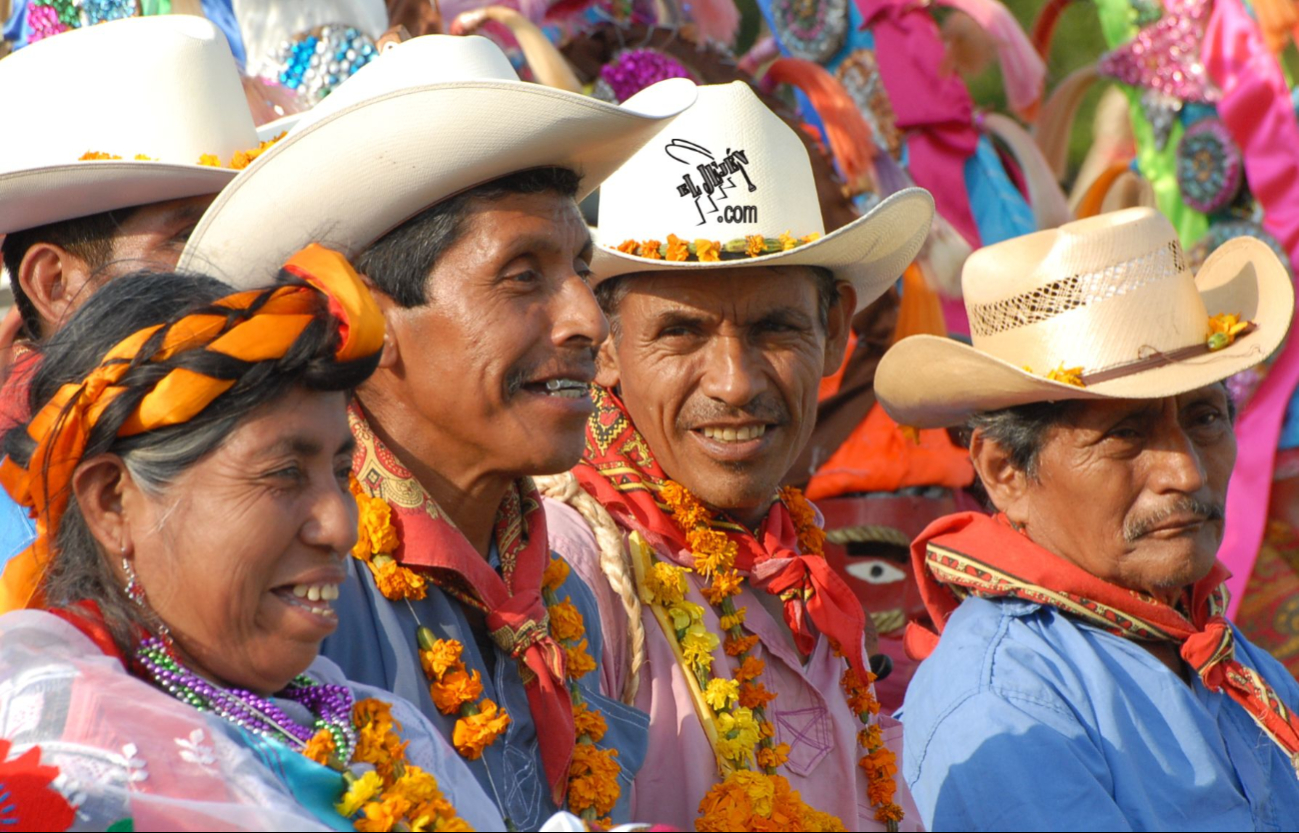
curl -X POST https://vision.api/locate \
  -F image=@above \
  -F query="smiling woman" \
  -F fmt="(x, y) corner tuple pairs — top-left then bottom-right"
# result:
(0, 248), (504, 831)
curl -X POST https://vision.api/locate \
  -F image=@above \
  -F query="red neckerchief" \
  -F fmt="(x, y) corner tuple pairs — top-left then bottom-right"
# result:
(574, 386), (869, 680)
(907, 511), (1299, 768)
(0, 341), (38, 435)
(348, 404), (573, 804)
(48, 600), (128, 667)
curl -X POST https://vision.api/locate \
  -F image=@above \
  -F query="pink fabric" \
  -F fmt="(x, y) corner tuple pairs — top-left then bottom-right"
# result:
(1203, 0), (1299, 614)
(857, 0), (982, 248)
(936, 0), (1045, 118)
(544, 499), (922, 832)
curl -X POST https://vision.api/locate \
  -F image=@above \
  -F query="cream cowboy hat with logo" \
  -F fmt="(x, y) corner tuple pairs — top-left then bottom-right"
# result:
(180, 34), (697, 287)
(590, 81), (934, 313)
(876, 207), (1295, 428)
(0, 15), (258, 235)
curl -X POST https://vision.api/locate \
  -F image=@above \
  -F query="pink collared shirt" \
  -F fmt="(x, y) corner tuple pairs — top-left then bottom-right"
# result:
(545, 498), (922, 832)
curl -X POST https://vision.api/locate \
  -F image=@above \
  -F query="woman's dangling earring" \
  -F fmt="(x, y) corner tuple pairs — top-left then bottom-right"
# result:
(122, 547), (173, 648)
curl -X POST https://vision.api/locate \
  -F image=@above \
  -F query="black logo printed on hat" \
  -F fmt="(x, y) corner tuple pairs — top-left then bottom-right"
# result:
(666, 139), (757, 226)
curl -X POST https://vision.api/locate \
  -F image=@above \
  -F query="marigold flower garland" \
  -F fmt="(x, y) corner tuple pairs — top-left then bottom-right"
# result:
(348, 477), (622, 824)
(78, 133), (287, 170)
(616, 231), (822, 263)
(649, 481), (902, 832)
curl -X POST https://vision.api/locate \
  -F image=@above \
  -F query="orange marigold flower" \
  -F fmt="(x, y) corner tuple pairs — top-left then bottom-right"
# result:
(688, 528), (737, 576)
(745, 234), (766, 258)
(860, 724), (883, 750)
(565, 639), (598, 680)
(800, 232), (822, 245)
(756, 742), (790, 770)
(739, 681), (778, 709)
(355, 794), (411, 832)
(419, 639), (464, 681)
(638, 240), (664, 260)
(665, 234), (690, 262)
(695, 239), (722, 262)
(452, 698), (510, 759)
(573, 701), (609, 742)
(549, 598), (585, 643)
(734, 655), (766, 683)
(197, 153), (222, 167)
(1046, 362), (1086, 388)
(353, 491), (400, 560)
(758, 720), (775, 740)
(617, 239), (639, 254)
(703, 570), (744, 606)
(724, 633), (760, 657)
(302, 728), (336, 766)
(542, 556), (570, 592)
(372, 557), (427, 600)
(718, 606), (747, 632)
(567, 743), (622, 817)
(79, 151), (122, 160)
(353, 698), (396, 731)
(874, 802), (905, 824)
(429, 668), (484, 715)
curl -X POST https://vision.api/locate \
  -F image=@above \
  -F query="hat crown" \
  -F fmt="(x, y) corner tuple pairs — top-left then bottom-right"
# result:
(596, 82), (824, 245)
(0, 16), (257, 169)
(961, 207), (1209, 374)
(292, 35), (520, 132)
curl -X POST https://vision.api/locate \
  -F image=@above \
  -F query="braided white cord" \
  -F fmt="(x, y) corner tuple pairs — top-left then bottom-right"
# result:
(535, 472), (646, 705)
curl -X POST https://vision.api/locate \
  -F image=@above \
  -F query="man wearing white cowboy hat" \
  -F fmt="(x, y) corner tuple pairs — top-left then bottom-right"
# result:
(0, 14), (259, 590)
(179, 33), (696, 828)
(875, 207), (1299, 831)
(541, 81), (931, 830)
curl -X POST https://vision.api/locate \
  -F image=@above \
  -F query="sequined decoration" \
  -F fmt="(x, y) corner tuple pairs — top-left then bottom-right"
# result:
(1176, 119), (1244, 214)
(593, 49), (694, 104)
(1097, 0), (1219, 112)
(82, 0), (135, 26)
(770, 0), (849, 63)
(264, 25), (378, 106)
(1188, 220), (1293, 273)
(25, 2), (67, 41)
(27, 0), (135, 38)
(835, 49), (902, 159)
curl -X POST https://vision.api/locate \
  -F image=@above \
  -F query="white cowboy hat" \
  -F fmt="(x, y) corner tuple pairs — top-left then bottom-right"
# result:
(876, 207), (1295, 428)
(0, 15), (259, 235)
(179, 35), (698, 287)
(588, 81), (934, 313)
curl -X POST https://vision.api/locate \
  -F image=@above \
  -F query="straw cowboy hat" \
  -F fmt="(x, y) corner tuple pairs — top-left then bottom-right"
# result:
(876, 207), (1295, 428)
(589, 81), (934, 313)
(0, 15), (259, 235)
(179, 34), (697, 287)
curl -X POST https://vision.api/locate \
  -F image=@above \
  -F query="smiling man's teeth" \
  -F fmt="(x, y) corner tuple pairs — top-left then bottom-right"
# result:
(543, 378), (591, 399)
(701, 425), (767, 443)
(291, 583), (340, 602)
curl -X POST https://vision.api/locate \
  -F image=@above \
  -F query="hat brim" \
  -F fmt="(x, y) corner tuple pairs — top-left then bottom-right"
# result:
(179, 78), (696, 288)
(588, 188), (934, 314)
(876, 236), (1296, 428)
(0, 162), (235, 235)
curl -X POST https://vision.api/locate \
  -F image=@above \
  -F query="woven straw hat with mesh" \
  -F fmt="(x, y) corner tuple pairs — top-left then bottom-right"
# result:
(876, 207), (1295, 428)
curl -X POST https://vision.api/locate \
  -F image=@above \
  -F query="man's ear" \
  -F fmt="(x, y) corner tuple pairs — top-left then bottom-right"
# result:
(71, 454), (136, 563)
(822, 280), (857, 377)
(596, 335), (620, 389)
(359, 274), (402, 371)
(968, 428), (1031, 525)
(18, 243), (93, 340)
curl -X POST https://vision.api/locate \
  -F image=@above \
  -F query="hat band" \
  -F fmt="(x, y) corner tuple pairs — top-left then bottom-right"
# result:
(1077, 323), (1258, 386)
(968, 239), (1188, 338)
(613, 231), (823, 263)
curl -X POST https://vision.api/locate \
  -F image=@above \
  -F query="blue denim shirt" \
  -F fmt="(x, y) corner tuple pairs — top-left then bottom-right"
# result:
(902, 596), (1299, 832)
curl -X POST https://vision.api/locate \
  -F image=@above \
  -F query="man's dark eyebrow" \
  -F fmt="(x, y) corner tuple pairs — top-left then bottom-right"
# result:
(652, 309), (710, 331)
(337, 437), (358, 458)
(754, 308), (814, 329)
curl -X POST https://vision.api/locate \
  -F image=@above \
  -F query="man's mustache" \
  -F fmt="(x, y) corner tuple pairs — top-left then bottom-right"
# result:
(678, 393), (791, 431)
(1124, 496), (1225, 543)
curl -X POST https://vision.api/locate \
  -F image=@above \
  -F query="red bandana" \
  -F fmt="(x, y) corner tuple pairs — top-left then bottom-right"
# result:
(574, 386), (869, 680)
(908, 511), (1299, 768)
(349, 405), (574, 804)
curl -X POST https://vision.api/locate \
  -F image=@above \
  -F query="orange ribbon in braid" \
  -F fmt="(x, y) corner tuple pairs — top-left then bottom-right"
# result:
(0, 244), (384, 612)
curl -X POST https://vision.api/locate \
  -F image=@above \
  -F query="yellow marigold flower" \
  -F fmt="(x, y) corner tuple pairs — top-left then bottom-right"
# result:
(717, 706), (761, 746)
(695, 238), (722, 262)
(666, 234), (690, 262)
(745, 234), (766, 258)
(860, 724), (883, 750)
(638, 240), (664, 260)
(392, 765), (444, 805)
(756, 741), (791, 770)
(1207, 312), (1250, 351)
(197, 153), (222, 167)
(724, 633), (759, 657)
(372, 556), (427, 600)
(617, 239), (639, 254)
(703, 570), (744, 605)
(681, 623), (720, 674)
(548, 598), (585, 643)
(573, 701), (608, 742)
(703, 677), (740, 711)
(734, 655), (766, 683)
(133, 154), (155, 161)
(809, 807), (850, 831)
(419, 639), (464, 680)
(353, 491), (400, 560)
(302, 728), (336, 766)
(79, 151), (122, 160)
(645, 561), (689, 606)
(452, 698), (510, 759)
(567, 743), (622, 817)
(1046, 362), (1086, 388)
(739, 681), (777, 709)
(779, 230), (798, 251)
(718, 606), (748, 632)
(429, 668), (484, 715)
(565, 638), (598, 680)
(667, 600), (706, 633)
(715, 731), (752, 766)
(336, 769), (384, 817)
(542, 556), (570, 592)
(688, 528), (737, 576)
(801, 232), (822, 245)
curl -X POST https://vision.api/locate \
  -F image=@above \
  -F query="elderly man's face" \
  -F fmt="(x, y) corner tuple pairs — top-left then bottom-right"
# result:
(975, 385), (1235, 599)
(601, 266), (853, 526)
(377, 191), (605, 478)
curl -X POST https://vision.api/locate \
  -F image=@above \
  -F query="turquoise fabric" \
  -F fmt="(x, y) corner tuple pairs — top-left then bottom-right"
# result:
(236, 731), (352, 832)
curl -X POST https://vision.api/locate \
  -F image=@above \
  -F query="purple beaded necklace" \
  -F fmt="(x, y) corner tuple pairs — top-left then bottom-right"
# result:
(136, 637), (357, 763)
